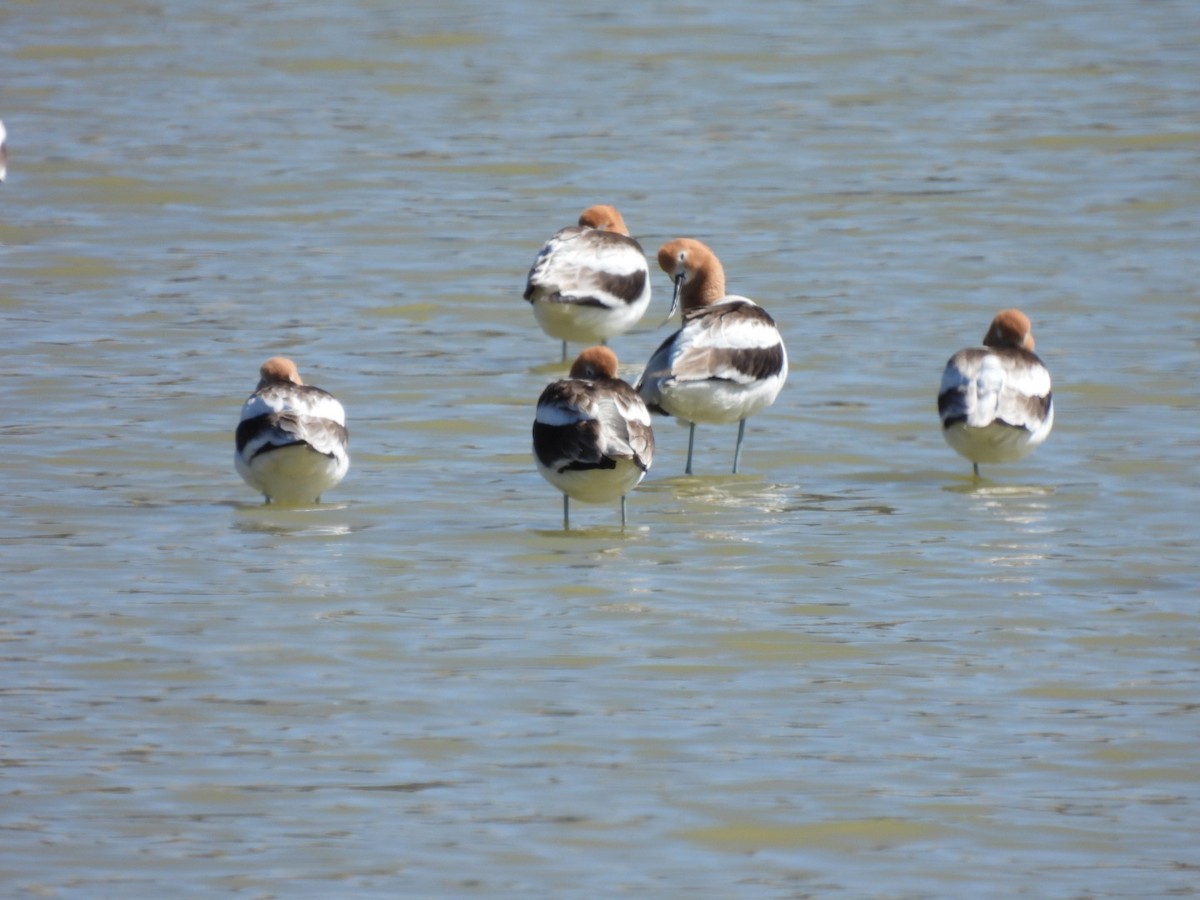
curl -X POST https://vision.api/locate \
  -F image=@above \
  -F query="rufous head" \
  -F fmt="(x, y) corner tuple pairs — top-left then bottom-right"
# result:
(983, 309), (1035, 351)
(258, 356), (304, 389)
(569, 345), (620, 380)
(657, 238), (726, 315)
(577, 204), (630, 236)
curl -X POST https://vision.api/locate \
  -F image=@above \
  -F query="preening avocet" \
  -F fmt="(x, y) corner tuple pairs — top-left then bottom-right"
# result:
(523, 204), (652, 361)
(938, 308), (1054, 477)
(532, 346), (655, 528)
(636, 238), (787, 475)
(235, 357), (350, 504)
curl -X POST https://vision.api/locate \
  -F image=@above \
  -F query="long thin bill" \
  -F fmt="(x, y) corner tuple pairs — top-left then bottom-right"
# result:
(667, 272), (682, 320)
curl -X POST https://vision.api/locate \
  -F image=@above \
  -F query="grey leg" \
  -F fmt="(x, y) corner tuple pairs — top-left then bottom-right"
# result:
(732, 419), (746, 474)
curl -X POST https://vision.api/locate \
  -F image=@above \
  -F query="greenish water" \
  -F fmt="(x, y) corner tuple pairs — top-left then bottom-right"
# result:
(1, 1), (1198, 896)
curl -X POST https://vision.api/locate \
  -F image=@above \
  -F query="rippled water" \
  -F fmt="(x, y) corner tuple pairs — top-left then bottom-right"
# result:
(2, 0), (1198, 896)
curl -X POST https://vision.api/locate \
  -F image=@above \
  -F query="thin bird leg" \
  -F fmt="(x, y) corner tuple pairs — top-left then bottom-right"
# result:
(972, 462), (980, 478)
(561, 340), (568, 362)
(685, 422), (696, 476)
(620, 495), (627, 527)
(732, 419), (746, 474)
(563, 493), (570, 529)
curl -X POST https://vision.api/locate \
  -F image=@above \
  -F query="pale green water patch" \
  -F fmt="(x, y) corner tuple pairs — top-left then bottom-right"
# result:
(679, 817), (947, 853)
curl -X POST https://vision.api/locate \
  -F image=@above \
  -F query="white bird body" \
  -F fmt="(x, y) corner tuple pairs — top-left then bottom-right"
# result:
(235, 358), (349, 504)
(938, 309), (1053, 474)
(639, 295), (787, 427)
(524, 205), (651, 358)
(636, 239), (786, 474)
(533, 347), (654, 526)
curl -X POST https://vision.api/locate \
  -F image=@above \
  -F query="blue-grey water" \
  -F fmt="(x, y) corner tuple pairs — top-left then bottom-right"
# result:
(2, 1), (1198, 897)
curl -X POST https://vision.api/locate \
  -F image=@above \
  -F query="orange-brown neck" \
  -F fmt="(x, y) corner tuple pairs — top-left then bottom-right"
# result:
(569, 346), (620, 379)
(658, 238), (727, 312)
(983, 309), (1035, 351)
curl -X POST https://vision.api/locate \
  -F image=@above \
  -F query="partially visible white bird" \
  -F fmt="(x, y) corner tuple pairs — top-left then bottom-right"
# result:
(523, 204), (652, 361)
(533, 346), (655, 528)
(636, 238), (787, 475)
(938, 308), (1054, 477)
(235, 357), (349, 504)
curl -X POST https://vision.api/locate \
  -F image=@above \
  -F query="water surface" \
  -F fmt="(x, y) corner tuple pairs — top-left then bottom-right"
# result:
(1, 1), (1198, 896)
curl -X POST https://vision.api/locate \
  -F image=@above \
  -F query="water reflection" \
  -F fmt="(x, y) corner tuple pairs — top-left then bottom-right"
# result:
(947, 480), (1058, 577)
(942, 480), (1057, 498)
(654, 475), (798, 512)
(231, 503), (357, 537)
(529, 524), (647, 539)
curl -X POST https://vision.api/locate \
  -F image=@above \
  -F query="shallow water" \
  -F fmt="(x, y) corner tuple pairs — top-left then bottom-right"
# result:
(2, 0), (1199, 896)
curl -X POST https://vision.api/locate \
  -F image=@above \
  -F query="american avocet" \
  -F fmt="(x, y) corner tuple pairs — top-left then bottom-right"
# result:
(938, 308), (1054, 477)
(0, 119), (7, 183)
(523, 204), (652, 361)
(636, 238), (787, 475)
(235, 357), (350, 504)
(533, 346), (655, 528)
